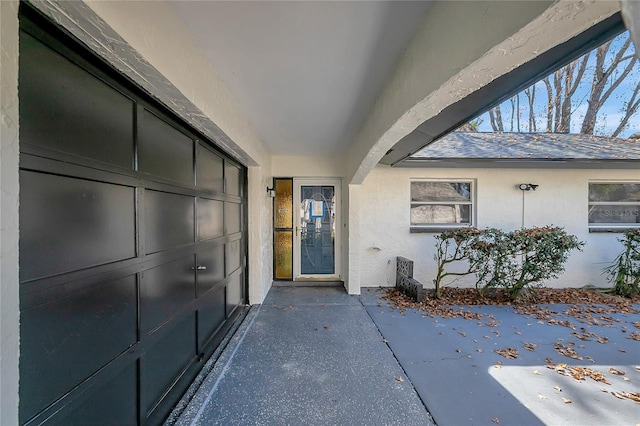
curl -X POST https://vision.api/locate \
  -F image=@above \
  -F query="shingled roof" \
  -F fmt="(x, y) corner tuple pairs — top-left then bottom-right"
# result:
(409, 132), (640, 161)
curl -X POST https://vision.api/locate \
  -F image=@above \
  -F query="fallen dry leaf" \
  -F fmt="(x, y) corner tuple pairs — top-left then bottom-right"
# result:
(609, 368), (625, 376)
(395, 376), (404, 382)
(618, 391), (640, 403)
(562, 397), (572, 404)
(553, 342), (582, 360)
(533, 370), (542, 376)
(538, 393), (547, 400)
(553, 364), (611, 385)
(611, 391), (626, 400)
(554, 386), (562, 392)
(495, 348), (518, 359)
(458, 331), (467, 337)
(523, 342), (537, 352)
(492, 418), (500, 424)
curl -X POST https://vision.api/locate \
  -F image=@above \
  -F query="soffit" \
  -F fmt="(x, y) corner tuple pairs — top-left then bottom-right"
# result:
(170, 1), (432, 156)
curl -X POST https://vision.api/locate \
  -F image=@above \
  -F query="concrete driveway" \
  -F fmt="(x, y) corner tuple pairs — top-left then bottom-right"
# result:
(170, 287), (639, 426)
(361, 288), (640, 426)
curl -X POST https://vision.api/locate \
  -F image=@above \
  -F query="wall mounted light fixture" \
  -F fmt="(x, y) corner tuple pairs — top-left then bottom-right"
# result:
(518, 183), (539, 191)
(266, 186), (275, 198)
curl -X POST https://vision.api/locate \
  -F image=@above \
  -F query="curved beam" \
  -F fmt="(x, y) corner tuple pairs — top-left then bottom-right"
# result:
(346, 0), (621, 185)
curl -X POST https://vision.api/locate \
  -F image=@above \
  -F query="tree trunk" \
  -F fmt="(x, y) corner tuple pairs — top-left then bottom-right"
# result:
(543, 77), (554, 132)
(581, 38), (633, 134)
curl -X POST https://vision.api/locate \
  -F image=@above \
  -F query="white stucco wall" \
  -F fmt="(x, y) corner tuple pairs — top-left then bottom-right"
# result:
(271, 156), (346, 178)
(0, 1), (20, 424)
(358, 165), (639, 291)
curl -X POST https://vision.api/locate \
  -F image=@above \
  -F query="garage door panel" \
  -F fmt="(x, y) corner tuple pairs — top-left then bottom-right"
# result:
(196, 144), (224, 193)
(141, 313), (197, 416)
(225, 239), (242, 276)
(198, 286), (226, 348)
(225, 202), (242, 234)
(19, 275), (137, 422)
(197, 245), (225, 295)
(139, 108), (194, 186)
(19, 171), (136, 282)
(145, 190), (194, 254)
(57, 363), (138, 426)
(225, 162), (241, 196)
(140, 256), (196, 334)
(226, 273), (243, 316)
(197, 198), (224, 241)
(19, 32), (134, 169)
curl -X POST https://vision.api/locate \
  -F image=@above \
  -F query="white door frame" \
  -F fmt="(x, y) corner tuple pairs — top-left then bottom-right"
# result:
(293, 178), (341, 280)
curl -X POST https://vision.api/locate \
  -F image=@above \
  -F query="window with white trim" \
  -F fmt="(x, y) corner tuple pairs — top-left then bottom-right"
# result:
(410, 180), (474, 232)
(588, 182), (640, 231)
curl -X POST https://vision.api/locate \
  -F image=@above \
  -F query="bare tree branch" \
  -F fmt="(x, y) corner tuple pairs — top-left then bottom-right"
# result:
(612, 82), (640, 137)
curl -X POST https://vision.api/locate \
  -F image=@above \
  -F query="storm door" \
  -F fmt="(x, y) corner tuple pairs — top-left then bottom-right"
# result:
(293, 179), (341, 280)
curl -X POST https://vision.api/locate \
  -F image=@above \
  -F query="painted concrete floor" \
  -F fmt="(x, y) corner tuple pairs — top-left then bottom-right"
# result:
(360, 288), (640, 426)
(172, 287), (639, 426)
(172, 287), (434, 426)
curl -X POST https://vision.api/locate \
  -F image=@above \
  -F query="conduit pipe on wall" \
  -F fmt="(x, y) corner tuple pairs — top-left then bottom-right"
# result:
(517, 183), (539, 228)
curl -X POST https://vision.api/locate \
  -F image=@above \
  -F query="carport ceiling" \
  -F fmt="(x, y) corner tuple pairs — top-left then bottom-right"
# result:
(170, 1), (432, 156)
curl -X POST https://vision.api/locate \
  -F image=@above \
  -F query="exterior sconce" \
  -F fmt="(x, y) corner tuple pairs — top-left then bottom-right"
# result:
(266, 186), (276, 198)
(518, 183), (539, 191)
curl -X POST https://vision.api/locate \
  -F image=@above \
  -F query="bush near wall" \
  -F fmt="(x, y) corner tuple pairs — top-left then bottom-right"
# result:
(433, 226), (584, 301)
(603, 229), (640, 298)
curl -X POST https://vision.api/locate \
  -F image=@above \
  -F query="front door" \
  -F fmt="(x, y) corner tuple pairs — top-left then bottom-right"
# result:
(293, 178), (341, 280)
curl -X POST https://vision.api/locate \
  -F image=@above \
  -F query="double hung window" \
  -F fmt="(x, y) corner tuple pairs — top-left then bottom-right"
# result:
(410, 180), (474, 232)
(588, 182), (640, 231)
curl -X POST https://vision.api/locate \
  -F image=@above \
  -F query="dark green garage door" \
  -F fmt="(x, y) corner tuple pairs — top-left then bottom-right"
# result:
(18, 9), (247, 425)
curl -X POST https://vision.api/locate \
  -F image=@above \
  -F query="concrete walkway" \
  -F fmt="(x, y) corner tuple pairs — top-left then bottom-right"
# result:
(172, 287), (434, 426)
(171, 287), (640, 426)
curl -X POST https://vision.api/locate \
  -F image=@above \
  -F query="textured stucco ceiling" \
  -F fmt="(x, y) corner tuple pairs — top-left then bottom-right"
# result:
(170, 1), (432, 156)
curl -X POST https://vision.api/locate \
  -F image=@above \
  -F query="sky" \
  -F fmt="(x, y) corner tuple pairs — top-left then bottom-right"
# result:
(473, 30), (640, 138)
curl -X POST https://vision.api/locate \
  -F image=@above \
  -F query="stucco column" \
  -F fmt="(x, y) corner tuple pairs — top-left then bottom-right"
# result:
(247, 166), (273, 304)
(347, 184), (361, 294)
(0, 1), (20, 424)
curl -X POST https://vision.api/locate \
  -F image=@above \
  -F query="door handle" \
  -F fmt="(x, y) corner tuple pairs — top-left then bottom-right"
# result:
(192, 265), (207, 271)
(295, 226), (299, 236)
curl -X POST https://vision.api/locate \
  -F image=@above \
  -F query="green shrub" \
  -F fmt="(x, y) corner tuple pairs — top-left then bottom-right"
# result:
(432, 228), (482, 298)
(433, 226), (584, 301)
(501, 226), (584, 300)
(603, 229), (640, 298)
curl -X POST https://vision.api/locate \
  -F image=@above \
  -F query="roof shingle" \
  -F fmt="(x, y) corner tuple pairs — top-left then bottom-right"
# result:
(410, 132), (640, 160)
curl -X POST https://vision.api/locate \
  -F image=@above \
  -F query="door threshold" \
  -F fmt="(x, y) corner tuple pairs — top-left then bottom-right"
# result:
(273, 280), (344, 287)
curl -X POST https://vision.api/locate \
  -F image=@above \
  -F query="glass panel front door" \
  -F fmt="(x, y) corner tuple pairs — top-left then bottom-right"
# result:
(300, 185), (335, 274)
(293, 179), (340, 279)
